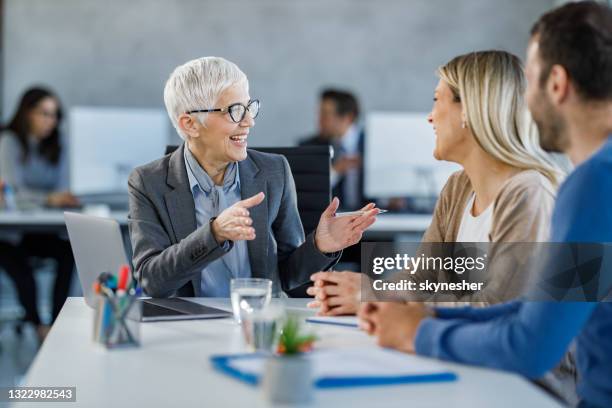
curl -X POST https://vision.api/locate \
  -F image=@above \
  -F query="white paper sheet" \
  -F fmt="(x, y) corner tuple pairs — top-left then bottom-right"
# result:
(230, 347), (453, 379)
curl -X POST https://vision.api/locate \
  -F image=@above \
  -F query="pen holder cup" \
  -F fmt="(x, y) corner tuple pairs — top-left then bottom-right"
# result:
(93, 294), (141, 348)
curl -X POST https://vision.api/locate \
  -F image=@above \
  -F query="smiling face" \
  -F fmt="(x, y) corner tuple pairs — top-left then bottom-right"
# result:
(191, 82), (254, 164)
(427, 79), (471, 162)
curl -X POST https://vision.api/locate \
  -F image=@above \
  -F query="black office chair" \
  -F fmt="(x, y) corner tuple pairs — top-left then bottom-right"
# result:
(165, 145), (332, 297)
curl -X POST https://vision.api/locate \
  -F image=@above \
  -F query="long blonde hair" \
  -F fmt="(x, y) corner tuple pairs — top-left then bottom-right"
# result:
(437, 50), (562, 186)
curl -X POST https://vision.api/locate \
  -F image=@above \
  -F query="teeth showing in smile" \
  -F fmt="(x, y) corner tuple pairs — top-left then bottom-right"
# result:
(230, 135), (247, 143)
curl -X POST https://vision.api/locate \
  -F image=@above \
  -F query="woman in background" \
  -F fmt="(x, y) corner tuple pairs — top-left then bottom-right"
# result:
(0, 87), (78, 340)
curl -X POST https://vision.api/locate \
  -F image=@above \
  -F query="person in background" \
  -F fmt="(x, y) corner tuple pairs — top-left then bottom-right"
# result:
(0, 87), (78, 339)
(0, 88), (78, 208)
(300, 89), (365, 211)
(359, 3), (612, 406)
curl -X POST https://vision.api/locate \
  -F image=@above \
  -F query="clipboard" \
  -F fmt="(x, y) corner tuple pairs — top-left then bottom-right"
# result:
(211, 348), (457, 388)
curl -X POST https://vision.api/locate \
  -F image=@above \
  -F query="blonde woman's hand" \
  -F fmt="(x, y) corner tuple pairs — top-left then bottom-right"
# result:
(306, 271), (362, 315)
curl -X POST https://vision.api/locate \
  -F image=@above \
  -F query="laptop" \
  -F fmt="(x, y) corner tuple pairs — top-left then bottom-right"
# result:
(64, 212), (231, 321)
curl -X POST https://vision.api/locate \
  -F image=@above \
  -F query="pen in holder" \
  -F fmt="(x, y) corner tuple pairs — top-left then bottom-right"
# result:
(92, 266), (142, 348)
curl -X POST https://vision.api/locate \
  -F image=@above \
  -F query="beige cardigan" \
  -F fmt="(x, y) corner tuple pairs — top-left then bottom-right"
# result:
(423, 169), (555, 243)
(374, 169), (556, 304)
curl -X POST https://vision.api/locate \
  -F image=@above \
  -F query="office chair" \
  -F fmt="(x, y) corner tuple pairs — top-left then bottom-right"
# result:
(165, 145), (332, 297)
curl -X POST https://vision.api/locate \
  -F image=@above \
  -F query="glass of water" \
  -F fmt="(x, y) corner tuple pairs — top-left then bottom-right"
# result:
(240, 303), (284, 353)
(230, 278), (272, 324)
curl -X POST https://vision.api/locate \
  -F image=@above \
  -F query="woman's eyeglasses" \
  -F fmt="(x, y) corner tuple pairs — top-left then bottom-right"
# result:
(186, 99), (260, 123)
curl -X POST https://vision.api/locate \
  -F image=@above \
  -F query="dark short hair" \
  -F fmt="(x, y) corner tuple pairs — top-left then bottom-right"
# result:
(320, 88), (360, 120)
(530, 1), (612, 101)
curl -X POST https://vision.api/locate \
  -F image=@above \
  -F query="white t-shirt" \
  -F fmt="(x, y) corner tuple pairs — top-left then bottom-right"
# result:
(456, 193), (494, 242)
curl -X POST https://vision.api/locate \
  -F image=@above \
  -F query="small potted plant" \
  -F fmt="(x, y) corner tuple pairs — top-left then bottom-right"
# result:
(262, 314), (317, 404)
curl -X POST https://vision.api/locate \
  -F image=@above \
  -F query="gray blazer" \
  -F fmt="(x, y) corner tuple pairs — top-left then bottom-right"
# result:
(128, 144), (339, 297)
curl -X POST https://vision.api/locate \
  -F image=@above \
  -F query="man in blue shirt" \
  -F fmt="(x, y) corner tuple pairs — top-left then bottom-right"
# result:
(359, 2), (612, 406)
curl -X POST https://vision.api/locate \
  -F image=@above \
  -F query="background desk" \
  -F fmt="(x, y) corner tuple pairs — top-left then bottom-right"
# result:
(0, 210), (428, 243)
(368, 213), (431, 233)
(18, 298), (560, 408)
(0, 210), (132, 272)
(0, 211), (427, 234)
(365, 213), (431, 241)
(0, 210), (129, 234)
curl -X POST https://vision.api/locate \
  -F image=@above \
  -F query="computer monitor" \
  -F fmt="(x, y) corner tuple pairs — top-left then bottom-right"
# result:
(364, 112), (460, 199)
(69, 106), (170, 195)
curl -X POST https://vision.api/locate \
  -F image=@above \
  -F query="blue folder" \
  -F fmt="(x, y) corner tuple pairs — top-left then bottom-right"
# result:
(305, 316), (359, 328)
(210, 352), (457, 389)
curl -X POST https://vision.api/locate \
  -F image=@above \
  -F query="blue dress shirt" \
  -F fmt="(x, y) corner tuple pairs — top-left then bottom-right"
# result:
(415, 136), (612, 407)
(184, 147), (252, 297)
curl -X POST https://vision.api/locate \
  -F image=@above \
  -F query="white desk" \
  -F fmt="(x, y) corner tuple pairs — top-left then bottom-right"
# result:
(19, 298), (560, 408)
(0, 210), (128, 228)
(0, 210), (426, 235)
(367, 213), (431, 233)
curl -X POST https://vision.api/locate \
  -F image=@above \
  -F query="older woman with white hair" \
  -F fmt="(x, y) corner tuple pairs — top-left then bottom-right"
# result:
(128, 56), (377, 297)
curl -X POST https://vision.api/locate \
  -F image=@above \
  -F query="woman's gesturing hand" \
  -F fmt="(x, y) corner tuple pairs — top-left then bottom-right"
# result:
(314, 198), (378, 253)
(211, 192), (265, 243)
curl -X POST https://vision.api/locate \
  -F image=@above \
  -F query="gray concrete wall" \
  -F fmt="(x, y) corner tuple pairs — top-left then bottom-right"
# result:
(3, 0), (554, 146)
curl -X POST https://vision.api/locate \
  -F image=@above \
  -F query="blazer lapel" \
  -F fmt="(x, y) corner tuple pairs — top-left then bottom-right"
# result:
(239, 152), (268, 279)
(164, 144), (198, 241)
(164, 144), (200, 294)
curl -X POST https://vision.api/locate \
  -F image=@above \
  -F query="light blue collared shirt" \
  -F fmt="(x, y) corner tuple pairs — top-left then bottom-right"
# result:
(184, 147), (252, 297)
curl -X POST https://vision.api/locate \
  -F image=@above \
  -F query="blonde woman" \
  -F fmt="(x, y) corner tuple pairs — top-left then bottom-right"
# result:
(308, 50), (562, 315)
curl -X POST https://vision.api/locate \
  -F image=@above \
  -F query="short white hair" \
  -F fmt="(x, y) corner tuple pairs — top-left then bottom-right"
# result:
(163, 56), (248, 139)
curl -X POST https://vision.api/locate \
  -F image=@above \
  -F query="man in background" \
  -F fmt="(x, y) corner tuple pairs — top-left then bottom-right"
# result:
(300, 89), (365, 211)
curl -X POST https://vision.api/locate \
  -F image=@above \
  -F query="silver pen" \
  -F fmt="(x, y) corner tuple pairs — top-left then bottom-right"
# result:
(334, 209), (388, 217)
